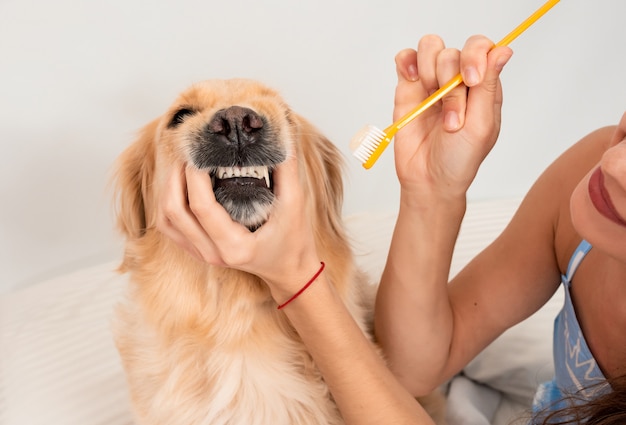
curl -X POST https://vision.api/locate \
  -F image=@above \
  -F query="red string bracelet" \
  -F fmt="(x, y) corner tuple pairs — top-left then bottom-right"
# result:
(277, 262), (326, 310)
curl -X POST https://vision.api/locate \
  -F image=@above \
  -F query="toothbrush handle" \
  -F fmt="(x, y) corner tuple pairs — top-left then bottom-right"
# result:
(387, 0), (560, 136)
(496, 0), (560, 47)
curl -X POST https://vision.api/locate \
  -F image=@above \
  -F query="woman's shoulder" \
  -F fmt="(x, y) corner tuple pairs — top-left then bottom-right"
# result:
(498, 125), (615, 276)
(533, 125), (615, 268)
(527, 125), (614, 201)
(550, 125), (613, 175)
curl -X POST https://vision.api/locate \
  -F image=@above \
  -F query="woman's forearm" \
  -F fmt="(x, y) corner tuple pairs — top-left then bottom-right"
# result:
(282, 274), (435, 425)
(375, 192), (466, 395)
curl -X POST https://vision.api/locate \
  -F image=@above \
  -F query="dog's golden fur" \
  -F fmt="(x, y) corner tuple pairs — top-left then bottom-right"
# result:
(113, 79), (445, 425)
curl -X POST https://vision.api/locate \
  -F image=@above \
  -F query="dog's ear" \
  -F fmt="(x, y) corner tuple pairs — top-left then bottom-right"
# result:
(292, 113), (345, 234)
(112, 119), (158, 241)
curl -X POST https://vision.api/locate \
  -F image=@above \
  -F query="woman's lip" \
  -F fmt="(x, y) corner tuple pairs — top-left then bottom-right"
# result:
(588, 167), (626, 227)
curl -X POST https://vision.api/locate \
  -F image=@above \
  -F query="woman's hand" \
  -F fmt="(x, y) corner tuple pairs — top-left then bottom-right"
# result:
(155, 155), (322, 303)
(392, 34), (513, 200)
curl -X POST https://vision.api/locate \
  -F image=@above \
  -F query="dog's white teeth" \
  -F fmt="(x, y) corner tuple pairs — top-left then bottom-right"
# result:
(263, 167), (270, 188)
(215, 166), (270, 187)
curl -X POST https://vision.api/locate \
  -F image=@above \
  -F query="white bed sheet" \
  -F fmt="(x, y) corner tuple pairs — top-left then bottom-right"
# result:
(0, 261), (133, 425)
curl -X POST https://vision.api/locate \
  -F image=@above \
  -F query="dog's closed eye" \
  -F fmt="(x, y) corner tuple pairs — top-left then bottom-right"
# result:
(168, 107), (198, 128)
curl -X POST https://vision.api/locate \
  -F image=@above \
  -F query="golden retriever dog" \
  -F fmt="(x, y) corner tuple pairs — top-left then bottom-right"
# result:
(112, 78), (446, 425)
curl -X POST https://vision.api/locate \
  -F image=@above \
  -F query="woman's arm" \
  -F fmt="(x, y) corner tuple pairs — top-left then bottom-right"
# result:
(375, 35), (514, 395)
(280, 273), (435, 425)
(375, 36), (613, 396)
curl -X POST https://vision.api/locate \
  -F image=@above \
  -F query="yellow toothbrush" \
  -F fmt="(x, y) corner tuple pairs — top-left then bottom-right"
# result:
(350, 0), (561, 169)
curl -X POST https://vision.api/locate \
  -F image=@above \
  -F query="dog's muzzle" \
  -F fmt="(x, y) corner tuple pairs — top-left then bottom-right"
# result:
(190, 106), (286, 231)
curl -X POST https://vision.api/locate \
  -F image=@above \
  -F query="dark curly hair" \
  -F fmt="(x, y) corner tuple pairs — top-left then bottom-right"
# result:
(533, 375), (626, 425)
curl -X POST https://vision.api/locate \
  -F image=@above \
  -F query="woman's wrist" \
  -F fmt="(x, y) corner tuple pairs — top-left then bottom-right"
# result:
(386, 188), (466, 290)
(275, 261), (326, 310)
(263, 257), (326, 307)
(399, 187), (466, 223)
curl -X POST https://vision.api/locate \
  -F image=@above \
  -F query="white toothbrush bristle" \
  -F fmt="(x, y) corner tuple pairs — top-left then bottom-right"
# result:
(350, 125), (386, 163)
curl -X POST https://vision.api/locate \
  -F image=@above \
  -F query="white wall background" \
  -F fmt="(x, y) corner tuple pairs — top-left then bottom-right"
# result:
(1, 0), (624, 294)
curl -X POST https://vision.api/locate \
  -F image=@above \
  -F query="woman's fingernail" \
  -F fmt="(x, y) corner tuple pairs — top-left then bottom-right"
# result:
(445, 111), (460, 131)
(464, 67), (479, 86)
(407, 64), (418, 81)
(495, 53), (512, 72)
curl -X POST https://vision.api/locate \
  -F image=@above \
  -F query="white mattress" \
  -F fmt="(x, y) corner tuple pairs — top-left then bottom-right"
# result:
(0, 198), (561, 425)
(0, 262), (133, 425)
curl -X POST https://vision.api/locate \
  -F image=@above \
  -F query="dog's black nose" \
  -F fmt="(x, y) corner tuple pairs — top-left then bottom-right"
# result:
(208, 106), (264, 147)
